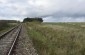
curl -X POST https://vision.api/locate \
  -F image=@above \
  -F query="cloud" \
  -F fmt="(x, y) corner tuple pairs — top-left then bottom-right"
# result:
(0, 0), (85, 22)
(43, 16), (85, 22)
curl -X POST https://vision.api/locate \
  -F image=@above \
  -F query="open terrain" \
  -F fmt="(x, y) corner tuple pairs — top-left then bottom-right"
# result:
(25, 22), (85, 55)
(0, 22), (85, 55)
(0, 23), (18, 34)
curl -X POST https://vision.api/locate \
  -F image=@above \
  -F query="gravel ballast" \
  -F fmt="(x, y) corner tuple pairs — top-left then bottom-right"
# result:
(12, 25), (38, 55)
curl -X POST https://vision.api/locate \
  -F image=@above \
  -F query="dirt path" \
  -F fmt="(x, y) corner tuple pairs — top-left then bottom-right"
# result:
(12, 24), (38, 55)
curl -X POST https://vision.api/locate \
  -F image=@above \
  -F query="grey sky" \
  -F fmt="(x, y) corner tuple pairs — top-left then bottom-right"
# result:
(0, 0), (85, 22)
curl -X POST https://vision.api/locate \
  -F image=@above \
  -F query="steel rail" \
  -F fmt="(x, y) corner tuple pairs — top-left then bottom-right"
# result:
(0, 25), (19, 39)
(7, 26), (21, 55)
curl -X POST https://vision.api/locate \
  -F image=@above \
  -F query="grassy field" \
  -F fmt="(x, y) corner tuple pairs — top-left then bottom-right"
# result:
(0, 23), (17, 33)
(25, 22), (85, 55)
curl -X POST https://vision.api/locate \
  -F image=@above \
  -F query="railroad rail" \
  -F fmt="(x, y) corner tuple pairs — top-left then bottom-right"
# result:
(0, 24), (22, 55)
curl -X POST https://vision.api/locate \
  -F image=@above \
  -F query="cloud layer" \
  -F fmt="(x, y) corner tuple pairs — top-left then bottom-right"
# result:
(0, 0), (85, 22)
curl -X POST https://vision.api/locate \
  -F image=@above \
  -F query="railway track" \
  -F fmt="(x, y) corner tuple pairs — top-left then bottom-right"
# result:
(0, 24), (22, 55)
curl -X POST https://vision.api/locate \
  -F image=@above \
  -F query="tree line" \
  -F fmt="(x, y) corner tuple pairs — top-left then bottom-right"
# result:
(23, 17), (43, 22)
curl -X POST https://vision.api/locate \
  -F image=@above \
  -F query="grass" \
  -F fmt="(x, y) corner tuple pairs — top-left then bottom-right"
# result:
(25, 22), (85, 55)
(0, 23), (17, 33)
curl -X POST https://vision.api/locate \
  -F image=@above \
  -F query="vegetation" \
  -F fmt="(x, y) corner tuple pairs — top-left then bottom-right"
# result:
(25, 22), (85, 55)
(0, 20), (19, 23)
(23, 17), (43, 22)
(0, 20), (18, 33)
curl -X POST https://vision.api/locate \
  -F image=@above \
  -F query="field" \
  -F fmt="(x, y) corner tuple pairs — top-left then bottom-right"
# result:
(0, 23), (17, 33)
(25, 22), (85, 55)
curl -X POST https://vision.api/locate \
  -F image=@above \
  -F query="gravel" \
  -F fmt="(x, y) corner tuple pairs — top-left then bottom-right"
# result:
(12, 25), (38, 55)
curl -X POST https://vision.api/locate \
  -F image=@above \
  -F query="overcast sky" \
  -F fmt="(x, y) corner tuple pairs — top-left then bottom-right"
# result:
(0, 0), (85, 22)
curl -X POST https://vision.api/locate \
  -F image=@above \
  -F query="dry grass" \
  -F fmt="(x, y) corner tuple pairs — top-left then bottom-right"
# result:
(25, 22), (85, 55)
